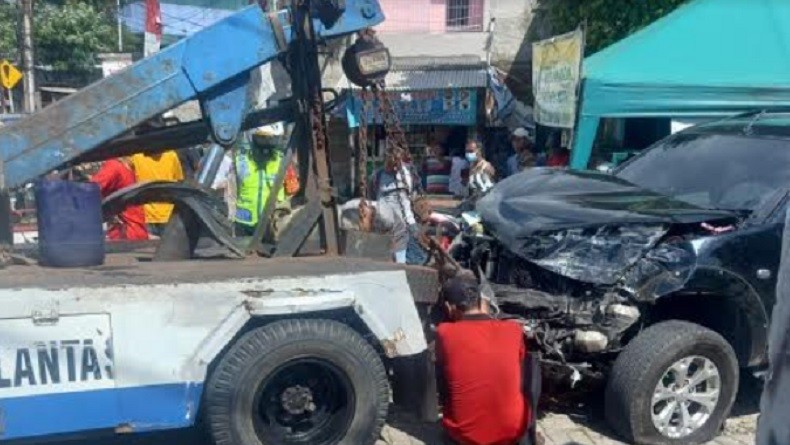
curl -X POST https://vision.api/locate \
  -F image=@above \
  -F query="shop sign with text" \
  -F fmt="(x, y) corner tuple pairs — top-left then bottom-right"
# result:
(532, 29), (584, 128)
(349, 89), (477, 126)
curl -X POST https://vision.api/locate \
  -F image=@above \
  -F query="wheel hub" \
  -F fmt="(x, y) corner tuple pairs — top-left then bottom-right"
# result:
(254, 358), (356, 444)
(280, 385), (316, 415)
(651, 356), (722, 439)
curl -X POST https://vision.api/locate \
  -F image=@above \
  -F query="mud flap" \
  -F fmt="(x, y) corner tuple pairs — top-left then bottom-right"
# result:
(391, 351), (439, 422)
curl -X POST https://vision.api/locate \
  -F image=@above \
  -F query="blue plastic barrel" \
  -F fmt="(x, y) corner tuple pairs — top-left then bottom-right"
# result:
(35, 179), (105, 267)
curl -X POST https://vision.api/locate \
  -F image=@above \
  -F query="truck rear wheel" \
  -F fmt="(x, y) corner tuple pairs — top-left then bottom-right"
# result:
(205, 319), (389, 445)
(605, 320), (738, 445)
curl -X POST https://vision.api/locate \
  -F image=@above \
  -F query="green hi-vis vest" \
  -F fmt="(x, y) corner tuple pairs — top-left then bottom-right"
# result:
(234, 151), (285, 227)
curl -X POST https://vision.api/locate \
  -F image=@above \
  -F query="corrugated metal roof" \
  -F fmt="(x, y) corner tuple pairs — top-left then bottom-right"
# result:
(392, 56), (486, 71)
(380, 68), (487, 91)
(342, 57), (487, 91)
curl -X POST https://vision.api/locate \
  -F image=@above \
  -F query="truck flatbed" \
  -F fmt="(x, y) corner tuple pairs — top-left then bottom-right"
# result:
(0, 253), (438, 303)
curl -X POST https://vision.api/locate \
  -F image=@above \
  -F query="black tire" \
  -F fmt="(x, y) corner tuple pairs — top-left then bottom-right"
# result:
(605, 320), (739, 445)
(205, 319), (389, 445)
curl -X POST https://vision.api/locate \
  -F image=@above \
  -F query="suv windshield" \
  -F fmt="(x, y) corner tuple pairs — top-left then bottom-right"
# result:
(614, 132), (790, 211)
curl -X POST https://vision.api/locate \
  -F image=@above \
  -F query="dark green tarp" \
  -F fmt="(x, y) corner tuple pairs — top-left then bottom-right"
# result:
(570, 0), (790, 169)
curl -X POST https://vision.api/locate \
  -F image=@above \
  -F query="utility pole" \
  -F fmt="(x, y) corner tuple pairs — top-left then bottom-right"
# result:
(19, 0), (36, 113)
(117, 0), (123, 51)
(143, 0), (162, 58)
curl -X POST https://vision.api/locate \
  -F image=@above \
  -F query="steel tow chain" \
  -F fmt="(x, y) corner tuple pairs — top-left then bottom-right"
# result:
(354, 49), (458, 272)
(310, 93), (334, 206)
(357, 87), (372, 200)
(371, 80), (412, 224)
(372, 81), (410, 162)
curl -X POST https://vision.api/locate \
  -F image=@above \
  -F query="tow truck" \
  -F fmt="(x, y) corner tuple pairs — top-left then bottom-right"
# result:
(0, 1), (440, 443)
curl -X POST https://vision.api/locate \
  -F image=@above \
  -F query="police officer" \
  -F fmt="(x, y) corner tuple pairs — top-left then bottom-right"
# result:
(234, 124), (286, 237)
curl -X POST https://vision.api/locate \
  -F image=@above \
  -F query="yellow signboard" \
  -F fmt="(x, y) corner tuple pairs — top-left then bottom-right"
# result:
(0, 60), (23, 90)
(532, 30), (584, 128)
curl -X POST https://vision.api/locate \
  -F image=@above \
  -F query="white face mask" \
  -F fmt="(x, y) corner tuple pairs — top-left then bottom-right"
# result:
(465, 152), (478, 163)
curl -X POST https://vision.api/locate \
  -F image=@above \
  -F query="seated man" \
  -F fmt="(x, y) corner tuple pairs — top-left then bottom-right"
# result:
(436, 273), (536, 445)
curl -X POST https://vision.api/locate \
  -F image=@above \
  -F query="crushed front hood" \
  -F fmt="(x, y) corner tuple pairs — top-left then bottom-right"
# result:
(477, 169), (734, 285)
(478, 168), (734, 234)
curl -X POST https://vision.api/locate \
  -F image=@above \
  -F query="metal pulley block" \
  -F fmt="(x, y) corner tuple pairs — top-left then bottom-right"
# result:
(342, 31), (391, 88)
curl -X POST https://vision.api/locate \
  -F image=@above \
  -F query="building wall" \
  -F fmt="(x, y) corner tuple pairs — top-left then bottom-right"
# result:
(374, 0), (489, 61)
(488, 0), (537, 100)
(376, 0), (447, 33)
(372, 0), (535, 73)
(376, 0), (486, 34)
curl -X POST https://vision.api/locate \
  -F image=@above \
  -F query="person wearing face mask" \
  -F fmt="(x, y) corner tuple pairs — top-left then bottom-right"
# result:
(233, 124), (286, 237)
(465, 139), (496, 196)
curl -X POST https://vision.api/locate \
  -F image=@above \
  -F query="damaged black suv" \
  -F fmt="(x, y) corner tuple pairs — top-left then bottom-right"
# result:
(456, 112), (790, 445)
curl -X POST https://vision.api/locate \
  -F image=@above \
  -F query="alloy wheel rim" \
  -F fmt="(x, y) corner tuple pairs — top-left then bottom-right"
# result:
(650, 355), (721, 439)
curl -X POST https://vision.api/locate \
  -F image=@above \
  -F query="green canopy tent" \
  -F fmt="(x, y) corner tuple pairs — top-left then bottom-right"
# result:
(570, 0), (790, 169)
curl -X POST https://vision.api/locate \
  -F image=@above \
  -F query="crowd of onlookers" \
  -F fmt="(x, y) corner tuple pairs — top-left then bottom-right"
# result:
(418, 126), (569, 199)
(11, 120), (567, 263)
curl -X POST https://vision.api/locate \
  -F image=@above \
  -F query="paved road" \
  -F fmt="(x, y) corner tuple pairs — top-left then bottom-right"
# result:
(45, 378), (761, 445)
(378, 375), (760, 445)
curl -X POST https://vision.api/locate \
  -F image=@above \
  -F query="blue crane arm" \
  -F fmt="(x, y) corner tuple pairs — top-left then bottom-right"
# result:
(0, 1), (384, 189)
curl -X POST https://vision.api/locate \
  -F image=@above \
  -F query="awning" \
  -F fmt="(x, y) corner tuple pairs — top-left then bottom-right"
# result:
(338, 56), (487, 91)
(571, 0), (790, 169)
(339, 56), (487, 127)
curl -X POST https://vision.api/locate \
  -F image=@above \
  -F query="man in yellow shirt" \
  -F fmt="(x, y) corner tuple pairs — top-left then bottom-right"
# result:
(131, 150), (185, 237)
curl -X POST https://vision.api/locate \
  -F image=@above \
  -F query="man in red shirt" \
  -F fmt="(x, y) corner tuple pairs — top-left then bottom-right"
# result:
(436, 273), (537, 445)
(91, 158), (148, 241)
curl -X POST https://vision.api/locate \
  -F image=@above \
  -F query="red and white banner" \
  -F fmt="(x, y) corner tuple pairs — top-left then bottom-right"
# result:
(144, 0), (162, 57)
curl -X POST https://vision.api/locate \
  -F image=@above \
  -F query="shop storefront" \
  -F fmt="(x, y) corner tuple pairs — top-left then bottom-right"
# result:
(348, 88), (480, 168)
(339, 57), (488, 179)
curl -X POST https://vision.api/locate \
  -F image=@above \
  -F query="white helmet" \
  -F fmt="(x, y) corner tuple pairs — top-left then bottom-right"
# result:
(253, 122), (285, 137)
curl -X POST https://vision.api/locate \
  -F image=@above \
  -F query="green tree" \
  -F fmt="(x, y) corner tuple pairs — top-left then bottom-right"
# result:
(0, 0), (142, 74)
(539, 0), (688, 54)
(0, 2), (18, 61)
(34, 0), (115, 72)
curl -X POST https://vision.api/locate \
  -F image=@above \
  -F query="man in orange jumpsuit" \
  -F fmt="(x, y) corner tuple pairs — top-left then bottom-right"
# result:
(91, 157), (148, 241)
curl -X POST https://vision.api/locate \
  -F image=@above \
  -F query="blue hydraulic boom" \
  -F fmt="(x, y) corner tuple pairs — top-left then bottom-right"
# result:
(0, 0), (386, 190)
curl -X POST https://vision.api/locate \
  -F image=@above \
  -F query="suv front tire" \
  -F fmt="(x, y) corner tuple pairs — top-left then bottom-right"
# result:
(605, 320), (738, 445)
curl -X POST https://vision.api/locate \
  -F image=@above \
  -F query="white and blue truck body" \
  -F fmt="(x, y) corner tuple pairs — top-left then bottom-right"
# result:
(0, 256), (436, 441)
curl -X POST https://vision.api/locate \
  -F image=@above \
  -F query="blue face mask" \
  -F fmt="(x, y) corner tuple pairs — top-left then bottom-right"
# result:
(465, 152), (478, 163)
